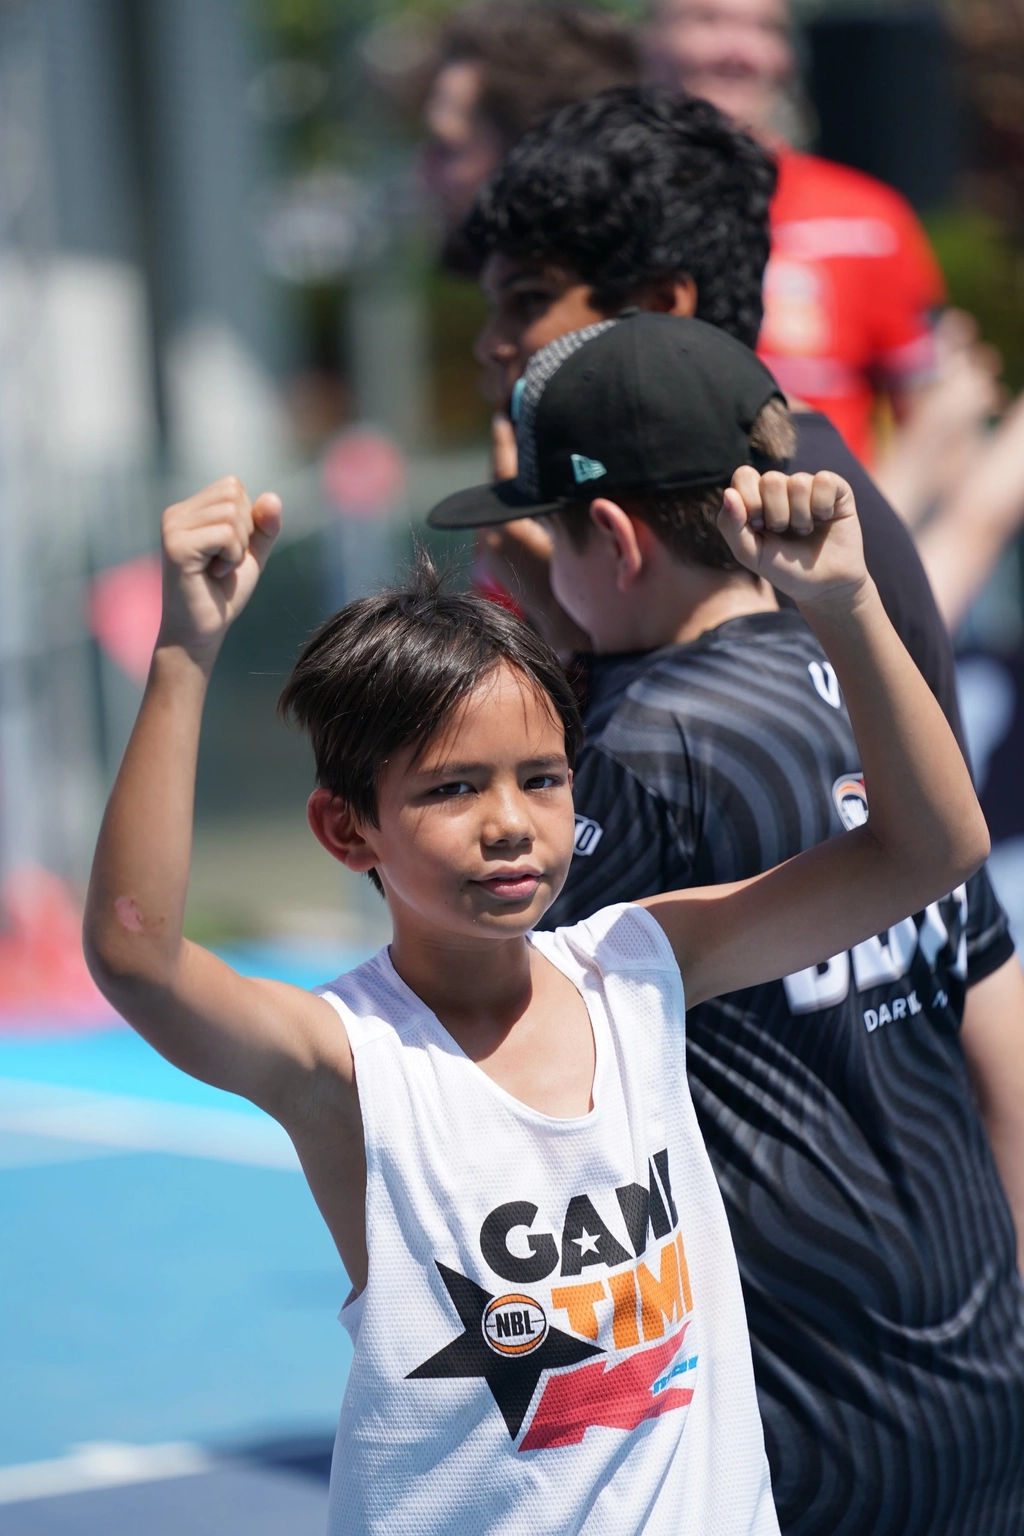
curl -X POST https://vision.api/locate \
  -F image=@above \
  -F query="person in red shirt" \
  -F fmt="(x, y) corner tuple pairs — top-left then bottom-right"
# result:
(646, 0), (945, 462)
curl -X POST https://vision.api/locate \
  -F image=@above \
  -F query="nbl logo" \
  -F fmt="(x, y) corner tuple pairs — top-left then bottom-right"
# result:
(482, 1295), (549, 1357)
(833, 774), (868, 830)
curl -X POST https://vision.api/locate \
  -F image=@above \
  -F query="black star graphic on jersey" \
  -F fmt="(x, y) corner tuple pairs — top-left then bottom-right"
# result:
(407, 1262), (604, 1439)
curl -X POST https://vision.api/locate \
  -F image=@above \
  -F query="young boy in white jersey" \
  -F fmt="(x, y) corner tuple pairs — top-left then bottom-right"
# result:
(84, 319), (988, 1535)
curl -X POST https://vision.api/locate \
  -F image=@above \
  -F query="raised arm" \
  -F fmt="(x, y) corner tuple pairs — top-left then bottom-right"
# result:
(646, 470), (990, 1006)
(83, 479), (349, 1122)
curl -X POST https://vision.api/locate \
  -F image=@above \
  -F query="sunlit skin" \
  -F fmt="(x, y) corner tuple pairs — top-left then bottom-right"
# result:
(541, 502), (777, 655)
(421, 60), (505, 233)
(307, 662), (598, 1126)
(645, 0), (794, 139)
(83, 471), (989, 1295)
(308, 664), (576, 953)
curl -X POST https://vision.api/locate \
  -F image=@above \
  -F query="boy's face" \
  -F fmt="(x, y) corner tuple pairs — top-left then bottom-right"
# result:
(476, 255), (611, 409)
(543, 513), (622, 648)
(422, 62), (505, 234)
(476, 254), (698, 410)
(368, 663), (576, 943)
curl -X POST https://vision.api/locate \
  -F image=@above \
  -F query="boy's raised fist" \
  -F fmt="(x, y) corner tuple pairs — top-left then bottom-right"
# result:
(717, 468), (868, 609)
(159, 476), (282, 658)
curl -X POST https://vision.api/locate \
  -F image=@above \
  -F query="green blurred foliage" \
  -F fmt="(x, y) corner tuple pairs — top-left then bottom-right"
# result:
(926, 209), (1024, 394)
(428, 268), (491, 443)
(255, 0), (641, 31)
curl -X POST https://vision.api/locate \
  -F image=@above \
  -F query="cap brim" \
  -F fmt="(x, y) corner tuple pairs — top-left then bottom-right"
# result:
(426, 478), (565, 530)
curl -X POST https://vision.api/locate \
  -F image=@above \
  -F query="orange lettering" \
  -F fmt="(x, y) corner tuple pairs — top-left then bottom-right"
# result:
(608, 1269), (639, 1349)
(550, 1281), (606, 1341)
(676, 1232), (693, 1314)
(637, 1239), (683, 1341)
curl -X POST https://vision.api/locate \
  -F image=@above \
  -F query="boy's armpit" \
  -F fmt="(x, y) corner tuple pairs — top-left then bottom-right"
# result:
(113, 946), (357, 1129)
(539, 746), (694, 930)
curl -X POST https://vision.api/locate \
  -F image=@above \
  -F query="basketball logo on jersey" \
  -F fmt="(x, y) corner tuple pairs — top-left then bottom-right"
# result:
(483, 1295), (549, 1357)
(408, 1149), (699, 1451)
(833, 773), (867, 829)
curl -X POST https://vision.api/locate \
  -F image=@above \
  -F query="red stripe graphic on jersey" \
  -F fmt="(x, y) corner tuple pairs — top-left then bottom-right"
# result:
(519, 1324), (692, 1452)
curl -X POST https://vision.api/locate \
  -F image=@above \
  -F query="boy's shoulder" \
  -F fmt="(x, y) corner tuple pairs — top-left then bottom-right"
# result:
(533, 901), (678, 979)
(316, 946), (424, 1051)
(589, 611), (832, 748)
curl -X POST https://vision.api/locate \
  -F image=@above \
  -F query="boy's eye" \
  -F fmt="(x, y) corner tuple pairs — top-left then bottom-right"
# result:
(525, 773), (561, 791)
(432, 781), (473, 798)
(511, 288), (551, 314)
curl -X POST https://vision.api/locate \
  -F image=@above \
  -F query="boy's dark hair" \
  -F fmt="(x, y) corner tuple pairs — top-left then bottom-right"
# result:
(438, 1), (640, 150)
(280, 556), (583, 896)
(465, 86), (777, 349)
(554, 399), (795, 570)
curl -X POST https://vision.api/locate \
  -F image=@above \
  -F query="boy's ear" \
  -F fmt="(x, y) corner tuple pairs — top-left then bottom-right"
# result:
(632, 272), (698, 318)
(589, 498), (646, 591)
(307, 789), (378, 873)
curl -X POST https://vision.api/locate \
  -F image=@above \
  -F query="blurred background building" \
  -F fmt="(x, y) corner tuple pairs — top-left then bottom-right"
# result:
(1, 0), (1023, 1528)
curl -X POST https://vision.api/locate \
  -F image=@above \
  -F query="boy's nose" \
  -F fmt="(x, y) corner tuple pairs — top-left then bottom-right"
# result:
(474, 320), (516, 368)
(481, 790), (533, 847)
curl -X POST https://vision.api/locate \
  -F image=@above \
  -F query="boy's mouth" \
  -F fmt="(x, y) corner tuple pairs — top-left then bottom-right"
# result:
(475, 869), (543, 901)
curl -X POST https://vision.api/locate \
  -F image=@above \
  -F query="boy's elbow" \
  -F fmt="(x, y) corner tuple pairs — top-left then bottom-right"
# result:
(937, 807), (990, 893)
(959, 812), (991, 883)
(82, 912), (176, 1006)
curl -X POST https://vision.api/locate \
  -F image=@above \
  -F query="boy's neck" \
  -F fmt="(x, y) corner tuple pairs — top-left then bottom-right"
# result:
(390, 922), (536, 1035)
(589, 570), (779, 654)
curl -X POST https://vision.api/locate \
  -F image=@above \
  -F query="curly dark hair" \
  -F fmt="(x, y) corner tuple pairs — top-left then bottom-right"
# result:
(464, 86), (777, 349)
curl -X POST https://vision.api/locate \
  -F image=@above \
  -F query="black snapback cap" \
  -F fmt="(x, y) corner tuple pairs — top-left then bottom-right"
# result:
(427, 312), (784, 530)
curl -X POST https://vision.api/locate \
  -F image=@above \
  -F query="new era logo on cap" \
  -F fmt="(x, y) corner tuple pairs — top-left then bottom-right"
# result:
(425, 314), (783, 531)
(571, 454), (607, 485)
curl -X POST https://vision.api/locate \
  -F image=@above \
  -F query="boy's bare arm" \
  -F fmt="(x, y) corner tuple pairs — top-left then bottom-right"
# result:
(83, 479), (352, 1125)
(645, 470), (990, 1007)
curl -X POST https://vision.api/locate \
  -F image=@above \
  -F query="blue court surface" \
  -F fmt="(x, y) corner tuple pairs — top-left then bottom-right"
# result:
(0, 941), (377, 1534)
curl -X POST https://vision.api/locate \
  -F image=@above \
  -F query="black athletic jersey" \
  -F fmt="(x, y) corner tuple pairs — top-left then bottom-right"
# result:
(539, 611), (1024, 1536)
(784, 411), (966, 748)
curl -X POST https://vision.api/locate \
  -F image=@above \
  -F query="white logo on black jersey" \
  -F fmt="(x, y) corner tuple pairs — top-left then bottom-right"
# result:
(573, 815), (604, 856)
(808, 660), (841, 709)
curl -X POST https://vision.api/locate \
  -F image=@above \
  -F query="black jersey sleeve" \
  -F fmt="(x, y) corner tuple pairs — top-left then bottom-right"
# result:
(965, 864), (1015, 987)
(785, 412), (965, 748)
(539, 744), (695, 930)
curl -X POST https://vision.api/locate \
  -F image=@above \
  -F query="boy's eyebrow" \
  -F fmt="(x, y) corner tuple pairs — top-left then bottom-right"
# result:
(496, 266), (547, 292)
(414, 753), (568, 778)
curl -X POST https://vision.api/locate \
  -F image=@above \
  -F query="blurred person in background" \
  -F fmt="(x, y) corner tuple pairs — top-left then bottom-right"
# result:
(645, 0), (953, 467)
(421, 0), (640, 267)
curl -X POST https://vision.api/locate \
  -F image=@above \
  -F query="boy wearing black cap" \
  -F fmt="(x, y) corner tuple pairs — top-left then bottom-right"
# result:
(466, 87), (963, 744)
(84, 318), (992, 1530)
(429, 314), (1024, 1536)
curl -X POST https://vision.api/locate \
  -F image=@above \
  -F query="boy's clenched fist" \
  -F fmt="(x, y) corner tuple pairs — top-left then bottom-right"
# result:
(158, 477), (282, 660)
(717, 468), (868, 611)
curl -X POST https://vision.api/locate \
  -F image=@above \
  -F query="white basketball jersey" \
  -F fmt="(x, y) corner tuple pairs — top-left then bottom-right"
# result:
(318, 903), (779, 1535)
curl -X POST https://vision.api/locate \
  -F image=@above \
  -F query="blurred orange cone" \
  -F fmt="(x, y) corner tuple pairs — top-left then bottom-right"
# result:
(0, 866), (115, 1028)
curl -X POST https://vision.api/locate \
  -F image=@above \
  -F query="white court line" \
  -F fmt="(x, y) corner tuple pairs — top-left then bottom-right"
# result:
(0, 1441), (213, 1504)
(0, 1079), (300, 1170)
